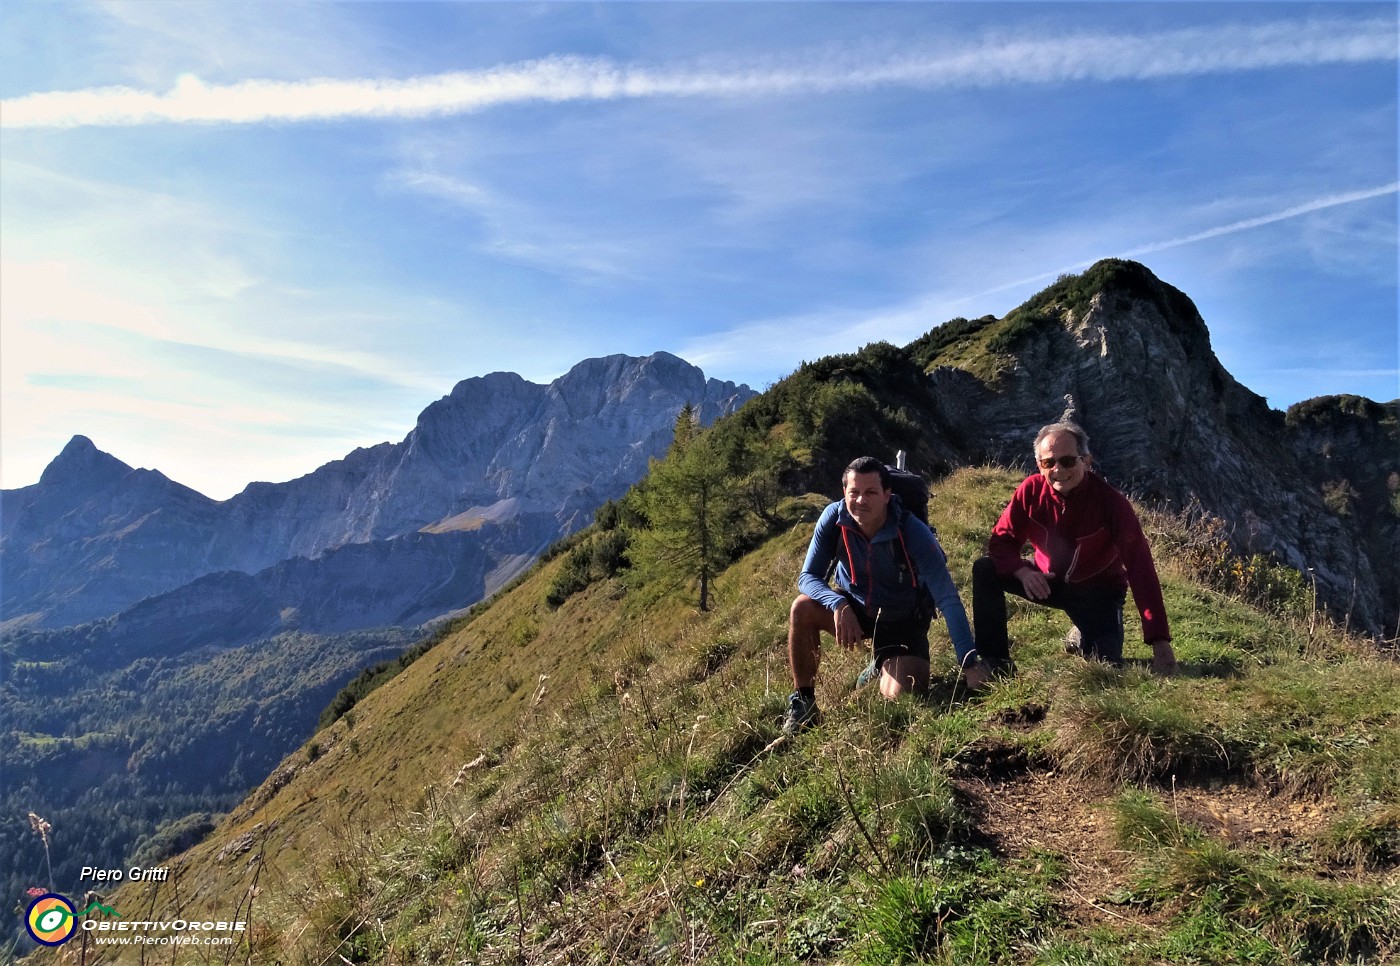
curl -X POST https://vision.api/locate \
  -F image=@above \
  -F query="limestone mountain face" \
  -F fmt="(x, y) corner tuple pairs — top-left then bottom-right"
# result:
(335, 350), (746, 545)
(1283, 396), (1400, 635)
(1, 352), (753, 632)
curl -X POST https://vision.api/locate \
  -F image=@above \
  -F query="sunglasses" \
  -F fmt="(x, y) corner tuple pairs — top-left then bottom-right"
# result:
(1037, 455), (1083, 470)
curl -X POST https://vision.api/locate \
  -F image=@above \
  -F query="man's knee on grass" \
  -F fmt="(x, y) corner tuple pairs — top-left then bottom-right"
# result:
(878, 656), (930, 699)
(790, 594), (835, 636)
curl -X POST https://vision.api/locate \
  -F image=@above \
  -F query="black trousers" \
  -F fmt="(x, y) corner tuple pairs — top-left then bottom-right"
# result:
(841, 593), (931, 666)
(971, 557), (1126, 666)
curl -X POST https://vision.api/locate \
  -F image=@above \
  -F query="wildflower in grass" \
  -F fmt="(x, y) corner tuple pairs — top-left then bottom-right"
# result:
(28, 812), (51, 844)
(29, 812), (55, 890)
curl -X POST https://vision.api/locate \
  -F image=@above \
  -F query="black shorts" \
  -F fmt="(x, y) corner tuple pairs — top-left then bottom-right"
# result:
(842, 594), (931, 667)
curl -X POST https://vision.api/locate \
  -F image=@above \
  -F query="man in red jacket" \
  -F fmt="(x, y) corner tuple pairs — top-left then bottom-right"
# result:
(966, 421), (1178, 690)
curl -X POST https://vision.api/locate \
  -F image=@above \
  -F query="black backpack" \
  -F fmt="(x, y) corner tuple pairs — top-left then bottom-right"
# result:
(886, 463), (931, 528)
(886, 461), (939, 620)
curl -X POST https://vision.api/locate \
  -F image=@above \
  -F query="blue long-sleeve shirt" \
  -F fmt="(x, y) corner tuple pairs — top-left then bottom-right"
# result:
(798, 496), (975, 663)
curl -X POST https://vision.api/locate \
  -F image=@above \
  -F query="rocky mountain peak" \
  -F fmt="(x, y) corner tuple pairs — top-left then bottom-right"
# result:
(1081, 258), (1213, 347)
(444, 369), (533, 404)
(37, 434), (133, 489)
(548, 351), (716, 419)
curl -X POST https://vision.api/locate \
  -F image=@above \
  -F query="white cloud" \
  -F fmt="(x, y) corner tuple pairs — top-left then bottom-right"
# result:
(391, 169), (495, 210)
(4, 18), (1393, 128)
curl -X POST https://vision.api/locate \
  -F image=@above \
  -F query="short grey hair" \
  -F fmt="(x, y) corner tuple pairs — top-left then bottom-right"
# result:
(1034, 421), (1091, 457)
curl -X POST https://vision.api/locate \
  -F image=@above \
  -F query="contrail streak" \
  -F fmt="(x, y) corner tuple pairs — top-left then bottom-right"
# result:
(2, 18), (1393, 128)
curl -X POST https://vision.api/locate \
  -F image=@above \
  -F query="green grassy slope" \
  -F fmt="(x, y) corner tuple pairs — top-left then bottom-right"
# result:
(62, 467), (1398, 966)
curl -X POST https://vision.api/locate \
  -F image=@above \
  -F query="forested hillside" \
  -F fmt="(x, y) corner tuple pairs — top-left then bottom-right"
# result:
(2, 627), (414, 910)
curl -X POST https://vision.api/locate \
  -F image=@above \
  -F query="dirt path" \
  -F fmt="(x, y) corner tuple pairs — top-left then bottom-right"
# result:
(953, 735), (1343, 934)
(962, 765), (1149, 929)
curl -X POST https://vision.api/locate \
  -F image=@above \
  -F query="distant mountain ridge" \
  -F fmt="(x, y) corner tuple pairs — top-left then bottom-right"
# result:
(58, 528), (512, 666)
(1, 351), (754, 632)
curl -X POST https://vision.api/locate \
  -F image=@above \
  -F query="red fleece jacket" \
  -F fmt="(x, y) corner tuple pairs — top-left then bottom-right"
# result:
(988, 471), (1171, 642)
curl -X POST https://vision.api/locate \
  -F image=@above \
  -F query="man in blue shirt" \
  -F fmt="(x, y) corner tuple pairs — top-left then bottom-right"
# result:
(784, 456), (976, 734)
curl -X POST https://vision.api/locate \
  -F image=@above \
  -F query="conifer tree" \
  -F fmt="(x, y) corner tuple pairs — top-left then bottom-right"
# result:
(672, 401), (698, 449)
(630, 404), (745, 611)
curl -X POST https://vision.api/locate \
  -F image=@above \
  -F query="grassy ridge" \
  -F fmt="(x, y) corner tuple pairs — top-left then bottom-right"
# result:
(69, 467), (1398, 965)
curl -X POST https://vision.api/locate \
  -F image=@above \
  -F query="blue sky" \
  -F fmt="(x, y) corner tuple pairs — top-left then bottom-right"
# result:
(1, 2), (1395, 500)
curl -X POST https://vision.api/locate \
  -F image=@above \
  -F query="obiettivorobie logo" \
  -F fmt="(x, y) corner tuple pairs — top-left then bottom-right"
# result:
(25, 893), (78, 946)
(24, 894), (121, 946)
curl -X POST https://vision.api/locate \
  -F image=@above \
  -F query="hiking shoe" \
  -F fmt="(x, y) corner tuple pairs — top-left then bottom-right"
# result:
(1064, 626), (1082, 656)
(781, 690), (820, 735)
(854, 659), (879, 690)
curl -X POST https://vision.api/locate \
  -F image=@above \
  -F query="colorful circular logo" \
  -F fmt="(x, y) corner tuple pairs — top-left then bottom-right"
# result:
(26, 893), (77, 946)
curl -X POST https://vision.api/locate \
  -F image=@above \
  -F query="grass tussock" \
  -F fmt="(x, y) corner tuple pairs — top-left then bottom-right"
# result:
(1049, 657), (1400, 796)
(1137, 837), (1399, 963)
(853, 849), (1066, 965)
(1108, 789), (1400, 964)
(1313, 804), (1400, 870)
(1050, 666), (1244, 784)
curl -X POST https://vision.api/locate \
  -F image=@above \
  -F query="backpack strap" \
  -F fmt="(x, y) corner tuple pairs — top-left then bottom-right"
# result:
(839, 525), (876, 610)
(898, 510), (941, 620)
(833, 510), (933, 613)
(895, 526), (919, 589)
